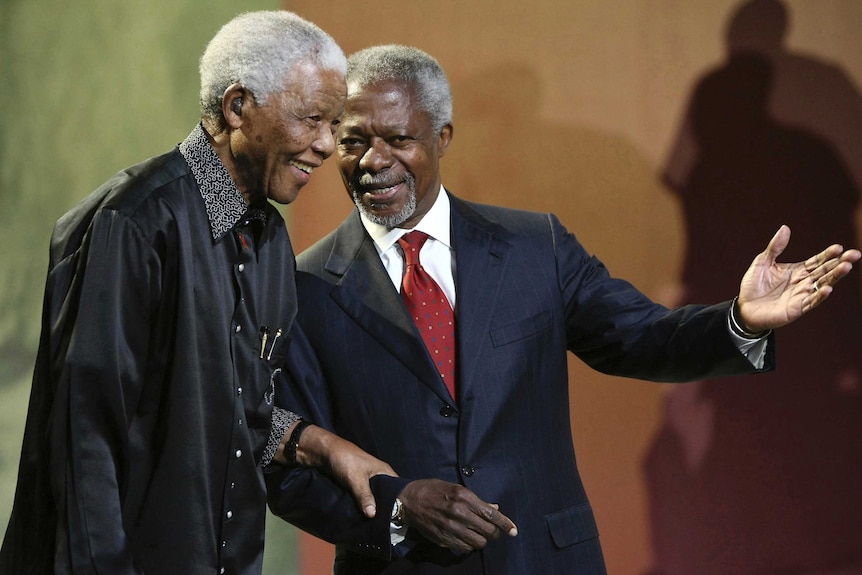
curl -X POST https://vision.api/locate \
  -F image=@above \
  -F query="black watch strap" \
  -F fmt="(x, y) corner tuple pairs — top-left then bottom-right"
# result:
(285, 420), (311, 467)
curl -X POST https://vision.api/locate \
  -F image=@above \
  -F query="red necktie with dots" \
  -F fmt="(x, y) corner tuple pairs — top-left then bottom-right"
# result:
(398, 231), (457, 402)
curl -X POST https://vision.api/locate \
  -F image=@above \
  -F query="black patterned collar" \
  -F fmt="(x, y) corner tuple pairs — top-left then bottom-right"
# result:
(179, 123), (254, 241)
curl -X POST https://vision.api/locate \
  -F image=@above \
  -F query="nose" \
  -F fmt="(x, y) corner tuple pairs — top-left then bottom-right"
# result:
(311, 124), (337, 159)
(358, 138), (391, 173)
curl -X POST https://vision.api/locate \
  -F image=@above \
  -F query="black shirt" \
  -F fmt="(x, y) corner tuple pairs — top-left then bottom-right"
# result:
(1, 124), (297, 575)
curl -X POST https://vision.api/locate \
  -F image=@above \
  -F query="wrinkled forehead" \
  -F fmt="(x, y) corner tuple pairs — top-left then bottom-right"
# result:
(258, 63), (346, 121)
(280, 62), (346, 101)
(341, 82), (431, 135)
(347, 78), (415, 103)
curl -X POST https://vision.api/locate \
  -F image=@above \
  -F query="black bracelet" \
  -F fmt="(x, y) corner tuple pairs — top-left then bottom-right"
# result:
(285, 420), (312, 467)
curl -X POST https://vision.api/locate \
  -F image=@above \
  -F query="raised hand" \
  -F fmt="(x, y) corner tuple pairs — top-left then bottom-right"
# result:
(737, 225), (861, 332)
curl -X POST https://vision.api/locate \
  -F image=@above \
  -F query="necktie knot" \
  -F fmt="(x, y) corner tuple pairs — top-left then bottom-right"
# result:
(398, 231), (430, 267)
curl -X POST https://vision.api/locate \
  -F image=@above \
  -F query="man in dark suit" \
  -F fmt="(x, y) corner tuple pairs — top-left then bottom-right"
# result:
(267, 45), (860, 574)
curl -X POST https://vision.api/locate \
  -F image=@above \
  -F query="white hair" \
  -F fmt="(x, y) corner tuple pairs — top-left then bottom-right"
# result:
(199, 10), (346, 122)
(346, 45), (452, 132)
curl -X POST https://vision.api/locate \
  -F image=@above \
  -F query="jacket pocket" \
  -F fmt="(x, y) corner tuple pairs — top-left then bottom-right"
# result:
(490, 310), (553, 347)
(545, 502), (600, 549)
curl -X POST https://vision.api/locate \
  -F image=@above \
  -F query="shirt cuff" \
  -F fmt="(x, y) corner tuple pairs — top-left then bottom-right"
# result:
(261, 407), (302, 468)
(390, 522), (408, 546)
(726, 310), (770, 369)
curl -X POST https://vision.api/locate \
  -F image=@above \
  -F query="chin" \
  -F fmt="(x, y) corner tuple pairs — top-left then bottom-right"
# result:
(352, 184), (416, 227)
(268, 187), (303, 205)
(365, 204), (414, 228)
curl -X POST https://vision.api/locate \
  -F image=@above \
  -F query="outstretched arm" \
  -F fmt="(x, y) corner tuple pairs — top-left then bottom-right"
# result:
(736, 225), (861, 332)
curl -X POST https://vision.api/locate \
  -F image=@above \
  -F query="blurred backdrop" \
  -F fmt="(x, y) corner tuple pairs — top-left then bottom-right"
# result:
(2, 1), (860, 574)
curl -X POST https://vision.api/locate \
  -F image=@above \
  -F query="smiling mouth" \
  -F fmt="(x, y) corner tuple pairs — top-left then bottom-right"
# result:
(356, 172), (413, 200)
(363, 183), (403, 202)
(290, 159), (315, 174)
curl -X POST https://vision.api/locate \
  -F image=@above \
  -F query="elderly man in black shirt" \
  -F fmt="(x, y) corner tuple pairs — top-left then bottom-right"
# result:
(0, 11), (390, 575)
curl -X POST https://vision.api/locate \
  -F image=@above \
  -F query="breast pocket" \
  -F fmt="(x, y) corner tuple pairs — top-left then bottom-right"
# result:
(545, 502), (600, 549)
(489, 310), (554, 347)
(263, 333), (292, 370)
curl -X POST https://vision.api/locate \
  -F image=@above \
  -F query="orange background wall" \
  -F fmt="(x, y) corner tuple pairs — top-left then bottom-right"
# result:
(6, 2), (855, 574)
(278, 1), (862, 574)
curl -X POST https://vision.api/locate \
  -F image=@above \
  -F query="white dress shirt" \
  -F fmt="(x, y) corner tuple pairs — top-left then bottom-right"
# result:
(360, 185), (457, 309)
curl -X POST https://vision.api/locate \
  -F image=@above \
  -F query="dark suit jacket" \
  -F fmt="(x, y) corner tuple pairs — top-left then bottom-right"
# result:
(267, 192), (774, 574)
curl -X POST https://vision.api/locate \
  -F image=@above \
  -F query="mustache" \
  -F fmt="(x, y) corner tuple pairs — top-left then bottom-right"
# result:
(356, 172), (414, 188)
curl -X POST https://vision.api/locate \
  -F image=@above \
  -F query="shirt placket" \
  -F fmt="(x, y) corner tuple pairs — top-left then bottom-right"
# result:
(219, 220), (257, 575)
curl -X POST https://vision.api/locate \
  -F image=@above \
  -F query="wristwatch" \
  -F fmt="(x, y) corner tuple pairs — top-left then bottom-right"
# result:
(391, 497), (404, 528)
(285, 420), (311, 467)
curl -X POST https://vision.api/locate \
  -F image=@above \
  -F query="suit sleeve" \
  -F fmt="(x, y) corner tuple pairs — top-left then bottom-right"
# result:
(550, 213), (775, 382)
(265, 322), (407, 560)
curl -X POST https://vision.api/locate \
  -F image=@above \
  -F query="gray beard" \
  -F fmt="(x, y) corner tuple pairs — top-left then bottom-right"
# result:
(351, 173), (417, 228)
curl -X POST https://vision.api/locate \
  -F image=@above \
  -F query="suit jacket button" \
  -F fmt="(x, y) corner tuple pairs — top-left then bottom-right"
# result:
(439, 405), (455, 417)
(461, 465), (475, 477)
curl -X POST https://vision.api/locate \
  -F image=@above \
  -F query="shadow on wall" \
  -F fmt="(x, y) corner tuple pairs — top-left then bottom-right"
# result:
(446, 62), (676, 290)
(644, 1), (862, 573)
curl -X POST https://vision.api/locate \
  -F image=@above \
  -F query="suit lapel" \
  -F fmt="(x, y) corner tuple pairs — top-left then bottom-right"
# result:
(449, 195), (512, 392)
(325, 212), (454, 403)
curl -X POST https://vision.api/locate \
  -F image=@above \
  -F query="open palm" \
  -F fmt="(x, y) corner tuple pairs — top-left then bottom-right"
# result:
(737, 225), (861, 332)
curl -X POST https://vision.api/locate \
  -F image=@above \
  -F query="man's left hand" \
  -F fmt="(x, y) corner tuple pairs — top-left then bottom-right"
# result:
(736, 225), (861, 332)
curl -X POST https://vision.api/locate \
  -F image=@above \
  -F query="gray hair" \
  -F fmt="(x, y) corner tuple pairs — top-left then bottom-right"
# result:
(199, 11), (346, 122)
(346, 45), (452, 132)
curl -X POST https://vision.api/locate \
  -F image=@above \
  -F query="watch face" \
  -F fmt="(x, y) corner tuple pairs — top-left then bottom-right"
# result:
(391, 498), (404, 526)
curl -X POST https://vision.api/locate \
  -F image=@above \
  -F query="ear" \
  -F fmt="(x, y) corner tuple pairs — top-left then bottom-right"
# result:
(222, 83), (246, 129)
(437, 123), (454, 158)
